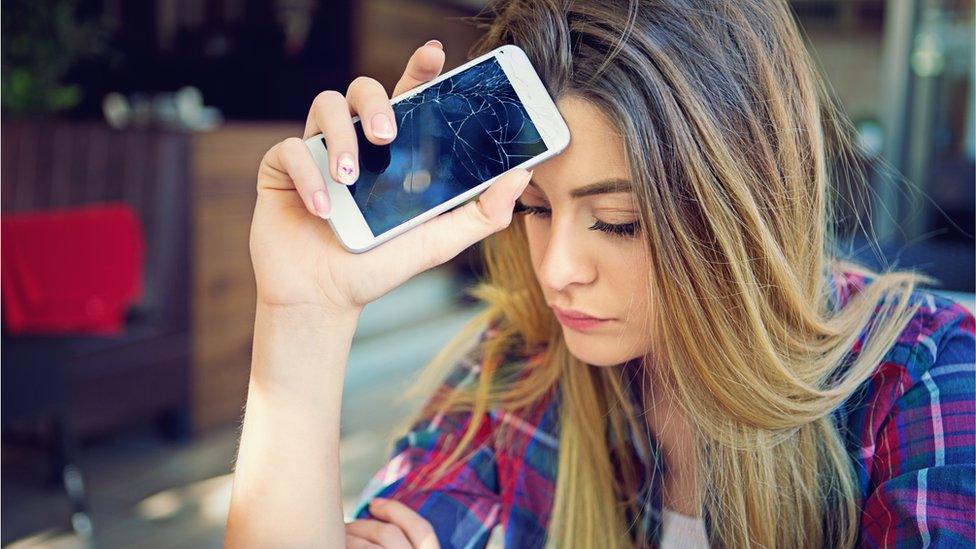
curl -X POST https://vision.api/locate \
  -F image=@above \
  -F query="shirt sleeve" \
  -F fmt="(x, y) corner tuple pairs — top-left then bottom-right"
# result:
(350, 327), (502, 549)
(859, 305), (976, 547)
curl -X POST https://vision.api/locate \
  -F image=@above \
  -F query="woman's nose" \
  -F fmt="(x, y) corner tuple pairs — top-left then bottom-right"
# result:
(537, 223), (596, 292)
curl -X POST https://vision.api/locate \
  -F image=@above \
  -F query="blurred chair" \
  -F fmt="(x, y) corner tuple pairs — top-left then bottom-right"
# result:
(0, 121), (193, 536)
(1, 203), (146, 538)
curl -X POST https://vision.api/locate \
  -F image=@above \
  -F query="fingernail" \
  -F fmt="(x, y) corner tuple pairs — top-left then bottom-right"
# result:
(313, 190), (330, 218)
(371, 113), (395, 139)
(337, 152), (357, 184)
(511, 169), (533, 203)
(424, 39), (443, 50)
(370, 497), (387, 506)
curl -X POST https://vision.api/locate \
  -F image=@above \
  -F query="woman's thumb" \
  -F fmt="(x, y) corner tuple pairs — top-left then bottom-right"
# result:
(396, 168), (533, 273)
(466, 167), (533, 230)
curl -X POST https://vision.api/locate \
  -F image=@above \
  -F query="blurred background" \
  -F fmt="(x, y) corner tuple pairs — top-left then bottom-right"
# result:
(1, 0), (973, 547)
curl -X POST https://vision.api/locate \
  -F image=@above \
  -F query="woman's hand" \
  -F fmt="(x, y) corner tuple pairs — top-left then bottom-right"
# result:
(250, 39), (533, 314)
(346, 498), (440, 549)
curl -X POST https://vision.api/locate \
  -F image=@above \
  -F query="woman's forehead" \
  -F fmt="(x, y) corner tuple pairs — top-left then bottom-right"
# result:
(533, 95), (630, 195)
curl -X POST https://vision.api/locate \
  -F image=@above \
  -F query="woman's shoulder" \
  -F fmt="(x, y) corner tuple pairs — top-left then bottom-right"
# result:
(834, 268), (974, 379)
(834, 268), (975, 433)
(833, 271), (975, 541)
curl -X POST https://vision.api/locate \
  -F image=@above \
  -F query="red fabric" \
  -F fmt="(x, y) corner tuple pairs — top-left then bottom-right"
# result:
(1, 203), (144, 335)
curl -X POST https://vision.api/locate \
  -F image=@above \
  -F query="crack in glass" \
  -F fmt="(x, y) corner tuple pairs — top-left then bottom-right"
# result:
(347, 56), (549, 236)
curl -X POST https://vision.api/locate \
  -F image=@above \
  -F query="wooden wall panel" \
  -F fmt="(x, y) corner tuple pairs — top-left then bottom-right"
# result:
(190, 123), (301, 431)
(352, 0), (483, 94)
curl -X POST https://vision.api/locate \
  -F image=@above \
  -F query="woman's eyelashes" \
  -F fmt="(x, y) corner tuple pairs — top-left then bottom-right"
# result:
(513, 201), (640, 237)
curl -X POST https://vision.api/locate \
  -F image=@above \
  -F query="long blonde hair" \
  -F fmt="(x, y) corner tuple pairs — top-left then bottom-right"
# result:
(403, 1), (932, 546)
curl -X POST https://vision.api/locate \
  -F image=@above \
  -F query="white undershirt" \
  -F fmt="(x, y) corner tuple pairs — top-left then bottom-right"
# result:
(659, 507), (710, 548)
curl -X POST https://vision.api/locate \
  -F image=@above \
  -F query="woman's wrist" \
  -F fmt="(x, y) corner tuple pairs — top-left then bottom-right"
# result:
(249, 300), (362, 407)
(255, 298), (363, 324)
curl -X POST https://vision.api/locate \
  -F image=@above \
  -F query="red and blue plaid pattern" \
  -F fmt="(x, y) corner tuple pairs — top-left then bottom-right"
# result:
(352, 270), (975, 548)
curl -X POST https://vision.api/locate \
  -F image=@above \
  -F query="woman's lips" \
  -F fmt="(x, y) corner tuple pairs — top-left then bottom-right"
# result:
(551, 305), (613, 331)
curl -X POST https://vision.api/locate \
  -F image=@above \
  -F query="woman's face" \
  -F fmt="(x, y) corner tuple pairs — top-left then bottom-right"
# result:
(523, 95), (653, 367)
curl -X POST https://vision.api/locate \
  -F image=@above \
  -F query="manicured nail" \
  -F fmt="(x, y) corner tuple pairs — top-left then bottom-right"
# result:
(313, 190), (330, 218)
(336, 152), (357, 184)
(511, 170), (533, 203)
(371, 113), (395, 139)
(424, 39), (443, 50)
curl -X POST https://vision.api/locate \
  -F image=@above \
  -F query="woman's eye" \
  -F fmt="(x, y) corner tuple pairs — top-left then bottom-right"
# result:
(589, 219), (640, 238)
(514, 201), (639, 238)
(514, 201), (551, 218)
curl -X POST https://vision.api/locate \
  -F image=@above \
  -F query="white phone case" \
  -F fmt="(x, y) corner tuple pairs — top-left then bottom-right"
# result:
(305, 44), (571, 253)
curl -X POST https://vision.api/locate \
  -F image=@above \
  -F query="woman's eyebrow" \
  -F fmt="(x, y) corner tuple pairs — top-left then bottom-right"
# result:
(528, 177), (632, 199)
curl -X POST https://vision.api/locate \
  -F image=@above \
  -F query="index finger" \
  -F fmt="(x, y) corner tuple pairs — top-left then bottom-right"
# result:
(392, 40), (446, 98)
(368, 498), (440, 549)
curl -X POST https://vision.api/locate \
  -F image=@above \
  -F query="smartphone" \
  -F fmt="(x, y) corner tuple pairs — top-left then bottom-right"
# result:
(304, 44), (571, 253)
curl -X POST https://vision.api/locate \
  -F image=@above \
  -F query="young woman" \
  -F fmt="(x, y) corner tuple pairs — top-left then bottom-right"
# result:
(225, 1), (975, 547)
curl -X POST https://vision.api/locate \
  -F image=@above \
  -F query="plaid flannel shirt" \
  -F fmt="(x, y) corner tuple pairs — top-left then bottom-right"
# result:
(352, 270), (976, 548)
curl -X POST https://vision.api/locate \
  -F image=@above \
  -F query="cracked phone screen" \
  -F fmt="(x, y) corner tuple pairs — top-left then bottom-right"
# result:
(335, 56), (548, 237)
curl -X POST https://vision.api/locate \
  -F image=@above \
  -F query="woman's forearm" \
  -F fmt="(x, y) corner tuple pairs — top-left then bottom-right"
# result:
(225, 302), (362, 547)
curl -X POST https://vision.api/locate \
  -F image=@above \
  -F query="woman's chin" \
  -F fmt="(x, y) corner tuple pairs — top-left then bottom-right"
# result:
(563, 331), (642, 368)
